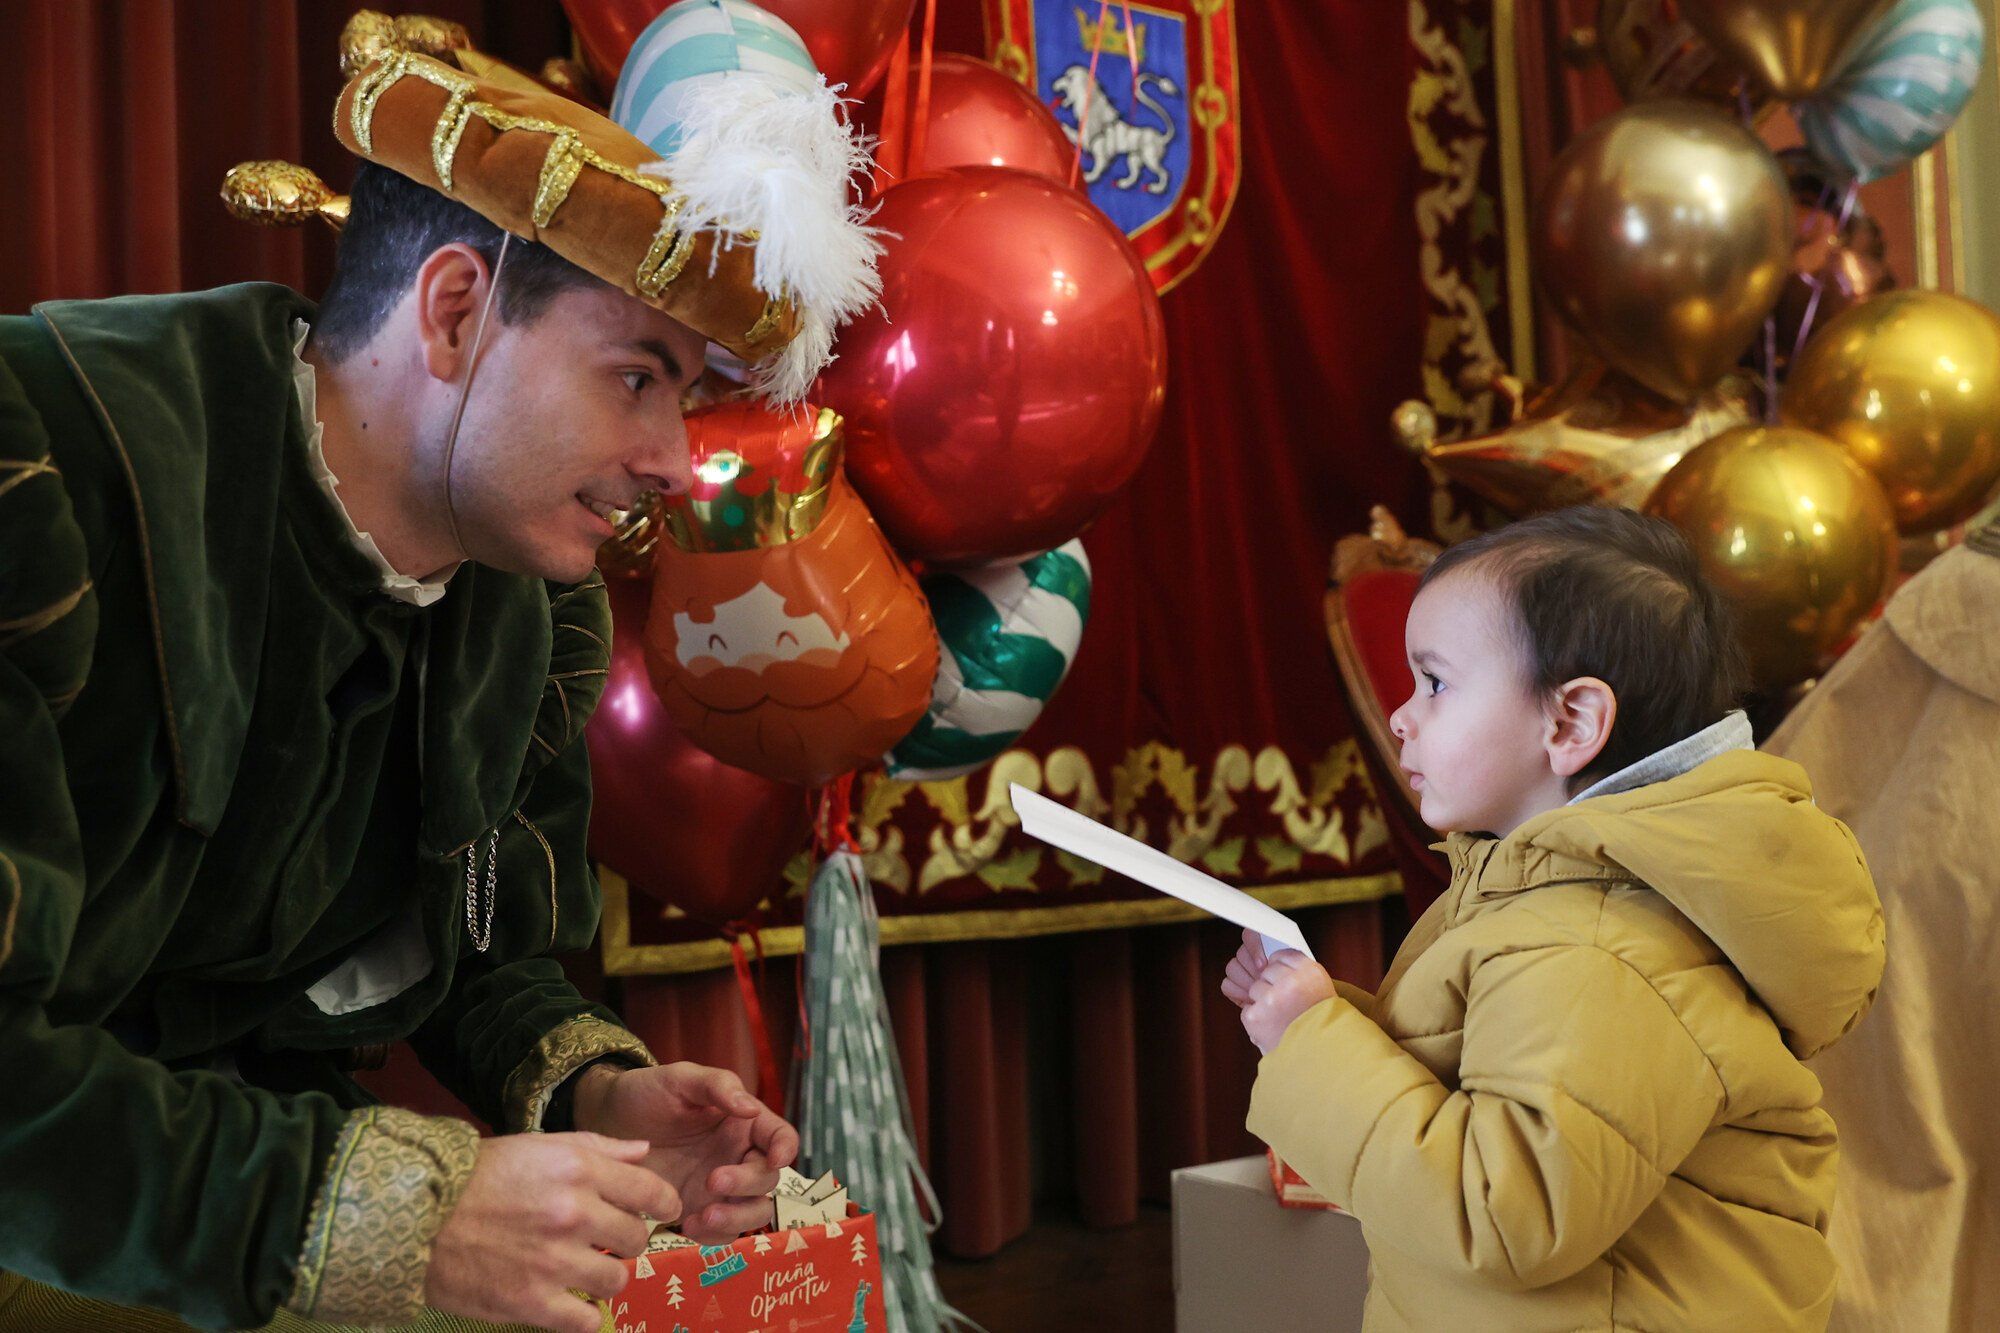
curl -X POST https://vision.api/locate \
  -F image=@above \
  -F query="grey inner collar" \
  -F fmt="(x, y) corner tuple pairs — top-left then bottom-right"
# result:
(1569, 710), (1754, 805)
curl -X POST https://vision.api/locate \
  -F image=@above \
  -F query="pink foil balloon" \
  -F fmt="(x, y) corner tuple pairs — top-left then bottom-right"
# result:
(820, 167), (1168, 566)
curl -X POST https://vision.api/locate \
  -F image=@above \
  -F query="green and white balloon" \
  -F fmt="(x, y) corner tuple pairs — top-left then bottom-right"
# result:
(886, 541), (1092, 781)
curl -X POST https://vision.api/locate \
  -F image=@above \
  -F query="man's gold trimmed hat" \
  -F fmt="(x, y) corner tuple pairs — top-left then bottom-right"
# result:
(333, 50), (804, 381)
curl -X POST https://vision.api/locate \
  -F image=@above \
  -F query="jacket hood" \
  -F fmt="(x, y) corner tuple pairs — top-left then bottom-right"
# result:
(1505, 749), (1884, 1059)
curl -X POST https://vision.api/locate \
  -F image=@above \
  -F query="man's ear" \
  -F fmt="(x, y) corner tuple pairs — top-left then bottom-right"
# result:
(1546, 677), (1616, 779)
(412, 243), (493, 384)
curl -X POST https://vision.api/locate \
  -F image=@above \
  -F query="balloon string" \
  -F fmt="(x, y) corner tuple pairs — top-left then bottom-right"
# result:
(878, 25), (913, 191)
(792, 952), (813, 1056)
(907, 0), (939, 177)
(1764, 314), (1780, 422)
(1121, 0), (1141, 93)
(1833, 178), (1861, 234)
(1793, 277), (1826, 370)
(726, 926), (783, 1108)
(1790, 182), (1862, 370)
(813, 774), (861, 858)
(1068, 0), (1114, 190)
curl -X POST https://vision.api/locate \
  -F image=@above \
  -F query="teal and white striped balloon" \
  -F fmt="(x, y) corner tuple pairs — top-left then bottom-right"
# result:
(606, 0), (884, 404)
(610, 0), (823, 155)
(1796, 0), (1984, 184)
(887, 541), (1092, 782)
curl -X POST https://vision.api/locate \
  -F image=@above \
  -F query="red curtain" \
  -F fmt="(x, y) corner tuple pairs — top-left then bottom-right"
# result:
(0, 2), (576, 312)
(4, 0), (1429, 1259)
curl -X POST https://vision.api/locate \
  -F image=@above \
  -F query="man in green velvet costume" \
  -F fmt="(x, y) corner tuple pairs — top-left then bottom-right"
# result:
(0, 44), (880, 1333)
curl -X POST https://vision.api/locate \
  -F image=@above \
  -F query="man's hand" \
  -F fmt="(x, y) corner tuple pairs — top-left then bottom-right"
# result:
(1241, 949), (1338, 1056)
(425, 1131), (677, 1333)
(574, 1062), (799, 1243)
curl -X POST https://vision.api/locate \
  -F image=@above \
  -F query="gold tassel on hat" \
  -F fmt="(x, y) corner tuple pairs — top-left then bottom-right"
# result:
(339, 9), (471, 80)
(219, 161), (349, 232)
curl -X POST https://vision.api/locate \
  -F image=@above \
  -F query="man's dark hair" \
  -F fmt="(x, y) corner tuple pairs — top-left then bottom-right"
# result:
(312, 162), (606, 360)
(1419, 505), (1749, 788)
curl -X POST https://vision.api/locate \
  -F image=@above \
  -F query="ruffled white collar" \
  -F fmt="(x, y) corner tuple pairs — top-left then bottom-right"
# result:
(291, 319), (452, 607)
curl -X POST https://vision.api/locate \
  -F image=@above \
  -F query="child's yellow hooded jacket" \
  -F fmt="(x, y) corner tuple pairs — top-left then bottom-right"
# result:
(1248, 749), (1885, 1331)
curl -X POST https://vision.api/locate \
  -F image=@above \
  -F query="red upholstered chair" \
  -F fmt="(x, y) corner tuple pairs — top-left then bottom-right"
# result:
(1323, 508), (1450, 917)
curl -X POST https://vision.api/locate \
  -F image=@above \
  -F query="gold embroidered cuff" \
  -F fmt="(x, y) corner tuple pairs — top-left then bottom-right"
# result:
(286, 1106), (480, 1325)
(502, 1015), (657, 1134)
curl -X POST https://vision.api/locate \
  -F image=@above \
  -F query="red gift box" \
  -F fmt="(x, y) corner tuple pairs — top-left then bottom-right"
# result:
(608, 1205), (888, 1332)
(1266, 1148), (1346, 1213)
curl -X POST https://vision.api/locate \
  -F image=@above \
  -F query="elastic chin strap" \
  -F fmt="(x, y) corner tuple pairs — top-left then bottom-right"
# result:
(440, 233), (513, 561)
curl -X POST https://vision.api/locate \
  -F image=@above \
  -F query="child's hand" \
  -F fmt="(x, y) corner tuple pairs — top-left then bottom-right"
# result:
(1219, 927), (1269, 1009)
(1242, 951), (1337, 1055)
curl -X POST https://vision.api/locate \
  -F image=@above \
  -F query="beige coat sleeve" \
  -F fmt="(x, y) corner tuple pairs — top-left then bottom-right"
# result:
(1247, 944), (1724, 1290)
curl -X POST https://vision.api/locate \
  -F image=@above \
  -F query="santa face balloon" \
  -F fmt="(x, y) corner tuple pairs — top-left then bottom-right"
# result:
(643, 403), (938, 786)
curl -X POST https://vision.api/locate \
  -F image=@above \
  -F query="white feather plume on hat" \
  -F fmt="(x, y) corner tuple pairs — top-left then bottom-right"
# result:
(638, 72), (886, 403)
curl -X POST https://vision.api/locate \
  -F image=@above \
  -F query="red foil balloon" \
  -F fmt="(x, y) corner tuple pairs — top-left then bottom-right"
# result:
(819, 167), (1168, 566)
(587, 578), (811, 927)
(557, 0), (656, 98)
(872, 52), (1075, 183)
(757, 0), (916, 99)
(560, 0), (915, 100)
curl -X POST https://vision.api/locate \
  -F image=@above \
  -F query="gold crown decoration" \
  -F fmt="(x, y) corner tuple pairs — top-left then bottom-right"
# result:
(599, 492), (668, 579)
(659, 406), (843, 553)
(331, 49), (801, 372)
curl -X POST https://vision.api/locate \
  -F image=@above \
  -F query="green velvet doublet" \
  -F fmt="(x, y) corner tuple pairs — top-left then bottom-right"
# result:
(0, 284), (653, 1329)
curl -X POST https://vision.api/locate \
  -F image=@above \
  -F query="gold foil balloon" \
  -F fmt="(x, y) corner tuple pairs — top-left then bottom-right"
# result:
(1399, 360), (1754, 515)
(219, 161), (349, 231)
(1534, 101), (1792, 404)
(1678, 0), (1896, 98)
(1781, 290), (2000, 534)
(1599, 0), (1757, 104)
(1645, 424), (1897, 687)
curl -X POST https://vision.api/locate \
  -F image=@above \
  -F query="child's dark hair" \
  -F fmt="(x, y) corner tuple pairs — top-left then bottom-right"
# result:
(1419, 506), (1748, 788)
(312, 162), (604, 361)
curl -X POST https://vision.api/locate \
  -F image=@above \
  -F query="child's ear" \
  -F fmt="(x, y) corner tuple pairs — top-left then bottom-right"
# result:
(1545, 677), (1616, 779)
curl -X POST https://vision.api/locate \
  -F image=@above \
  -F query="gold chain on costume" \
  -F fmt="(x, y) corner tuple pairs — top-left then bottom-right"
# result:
(464, 830), (498, 953)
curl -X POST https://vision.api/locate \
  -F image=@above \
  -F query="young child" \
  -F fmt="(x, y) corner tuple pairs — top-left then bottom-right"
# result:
(1224, 506), (1885, 1331)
